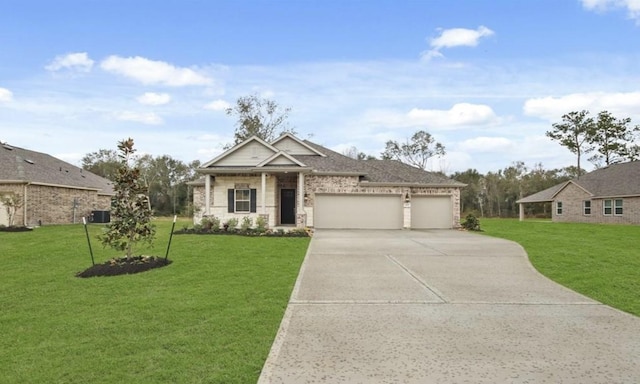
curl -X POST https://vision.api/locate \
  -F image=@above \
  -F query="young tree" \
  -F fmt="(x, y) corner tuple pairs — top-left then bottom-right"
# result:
(226, 94), (294, 145)
(546, 110), (595, 178)
(381, 130), (445, 170)
(588, 111), (637, 167)
(1, 193), (23, 227)
(100, 138), (155, 260)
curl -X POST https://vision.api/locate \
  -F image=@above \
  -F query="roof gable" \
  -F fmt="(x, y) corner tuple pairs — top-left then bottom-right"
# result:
(201, 136), (278, 168)
(271, 134), (326, 156)
(257, 152), (307, 167)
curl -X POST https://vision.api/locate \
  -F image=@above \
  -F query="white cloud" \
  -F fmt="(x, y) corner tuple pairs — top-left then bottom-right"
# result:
(523, 91), (640, 121)
(137, 92), (171, 105)
(45, 52), (94, 72)
(100, 55), (212, 86)
(408, 103), (499, 128)
(422, 26), (494, 61)
(114, 111), (163, 125)
(581, 0), (640, 22)
(0, 87), (13, 102)
(204, 99), (231, 111)
(457, 137), (514, 153)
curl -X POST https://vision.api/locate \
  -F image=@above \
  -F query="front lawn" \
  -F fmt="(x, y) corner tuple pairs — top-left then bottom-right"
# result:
(0, 219), (309, 383)
(481, 218), (640, 316)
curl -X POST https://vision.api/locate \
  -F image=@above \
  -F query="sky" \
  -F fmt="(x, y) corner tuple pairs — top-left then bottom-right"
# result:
(1, 0), (640, 175)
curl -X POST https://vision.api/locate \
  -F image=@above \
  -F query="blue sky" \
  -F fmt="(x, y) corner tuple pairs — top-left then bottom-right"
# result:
(1, 0), (639, 174)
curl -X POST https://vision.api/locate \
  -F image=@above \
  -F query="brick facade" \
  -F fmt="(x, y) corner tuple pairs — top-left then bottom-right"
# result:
(553, 183), (640, 224)
(0, 183), (110, 226)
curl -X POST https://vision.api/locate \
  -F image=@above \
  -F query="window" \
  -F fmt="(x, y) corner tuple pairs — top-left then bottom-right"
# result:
(583, 200), (591, 215)
(235, 189), (251, 212)
(615, 199), (623, 215)
(556, 201), (563, 215)
(603, 199), (612, 215)
(227, 188), (257, 213)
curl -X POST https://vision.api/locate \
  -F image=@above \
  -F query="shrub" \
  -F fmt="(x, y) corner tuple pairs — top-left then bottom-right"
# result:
(225, 218), (239, 231)
(201, 215), (220, 231)
(240, 216), (253, 231)
(462, 213), (481, 231)
(255, 216), (268, 233)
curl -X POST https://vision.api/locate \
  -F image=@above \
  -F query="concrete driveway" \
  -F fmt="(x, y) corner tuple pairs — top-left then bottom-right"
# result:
(258, 230), (640, 383)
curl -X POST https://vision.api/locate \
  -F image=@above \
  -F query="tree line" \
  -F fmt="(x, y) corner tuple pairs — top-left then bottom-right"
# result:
(82, 149), (201, 216)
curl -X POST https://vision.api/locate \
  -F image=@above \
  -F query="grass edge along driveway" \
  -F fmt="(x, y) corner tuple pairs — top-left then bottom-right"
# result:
(0, 219), (309, 384)
(481, 218), (640, 317)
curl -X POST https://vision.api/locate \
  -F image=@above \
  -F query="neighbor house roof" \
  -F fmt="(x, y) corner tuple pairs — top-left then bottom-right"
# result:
(193, 135), (465, 188)
(517, 161), (640, 203)
(0, 143), (114, 195)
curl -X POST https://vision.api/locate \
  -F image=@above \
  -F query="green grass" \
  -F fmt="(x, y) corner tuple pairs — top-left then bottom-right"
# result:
(481, 218), (640, 316)
(0, 219), (309, 383)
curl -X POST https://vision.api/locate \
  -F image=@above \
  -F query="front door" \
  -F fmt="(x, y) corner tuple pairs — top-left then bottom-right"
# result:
(280, 189), (296, 225)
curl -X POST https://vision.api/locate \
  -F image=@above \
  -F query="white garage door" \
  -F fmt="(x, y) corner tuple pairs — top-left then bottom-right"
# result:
(314, 194), (403, 229)
(411, 196), (452, 229)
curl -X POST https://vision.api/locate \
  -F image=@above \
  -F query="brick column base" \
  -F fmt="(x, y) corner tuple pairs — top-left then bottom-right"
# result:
(296, 213), (307, 228)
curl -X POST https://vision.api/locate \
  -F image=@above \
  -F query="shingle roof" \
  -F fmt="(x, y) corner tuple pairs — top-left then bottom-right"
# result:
(0, 143), (114, 195)
(516, 182), (568, 203)
(193, 137), (465, 187)
(517, 161), (640, 203)
(299, 140), (465, 186)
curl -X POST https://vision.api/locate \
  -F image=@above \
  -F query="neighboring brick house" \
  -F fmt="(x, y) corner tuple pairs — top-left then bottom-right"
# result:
(516, 161), (640, 224)
(0, 143), (114, 226)
(191, 134), (465, 229)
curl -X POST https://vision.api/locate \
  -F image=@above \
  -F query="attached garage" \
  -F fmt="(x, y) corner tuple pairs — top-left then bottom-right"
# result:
(314, 194), (403, 229)
(411, 196), (453, 229)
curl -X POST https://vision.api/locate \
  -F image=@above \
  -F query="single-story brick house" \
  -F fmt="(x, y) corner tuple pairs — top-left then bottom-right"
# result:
(0, 142), (114, 227)
(191, 134), (465, 229)
(516, 161), (640, 224)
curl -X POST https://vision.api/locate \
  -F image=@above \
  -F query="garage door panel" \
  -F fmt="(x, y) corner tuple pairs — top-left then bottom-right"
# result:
(411, 196), (452, 229)
(314, 194), (402, 229)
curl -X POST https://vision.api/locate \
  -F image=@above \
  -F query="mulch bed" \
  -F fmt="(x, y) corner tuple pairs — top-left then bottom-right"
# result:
(173, 228), (310, 237)
(76, 256), (172, 278)
(0, 226), (33, 232)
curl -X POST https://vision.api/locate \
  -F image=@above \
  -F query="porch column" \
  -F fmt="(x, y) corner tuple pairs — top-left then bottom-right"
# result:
(204, 174), (211, 216)
(519, 203), (524, 221)
(297, 172), (305, 213)
(296, 172), (306, 227)
(261, 172), (267, 214)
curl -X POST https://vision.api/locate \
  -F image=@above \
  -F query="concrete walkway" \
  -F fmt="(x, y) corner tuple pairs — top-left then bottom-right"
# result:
(258, 230), (640, 383)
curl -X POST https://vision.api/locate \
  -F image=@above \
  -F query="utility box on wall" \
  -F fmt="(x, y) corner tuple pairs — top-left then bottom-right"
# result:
(90, 210), (111, 223)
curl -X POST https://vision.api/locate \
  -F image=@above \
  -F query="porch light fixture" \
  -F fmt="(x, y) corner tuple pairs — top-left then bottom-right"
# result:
(404, 192), (410, 202)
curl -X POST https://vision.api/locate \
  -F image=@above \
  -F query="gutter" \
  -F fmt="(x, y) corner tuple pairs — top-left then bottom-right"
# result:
(310, 171), (366, 176)
(359, 181), (467, 188)
(589, 194), (640, 199)
(197, 167), (314, 175)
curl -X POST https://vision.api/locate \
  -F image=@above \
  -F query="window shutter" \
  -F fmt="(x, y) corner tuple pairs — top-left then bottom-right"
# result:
(228, 189), (234, 213)
(250, 189), (257, 213)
